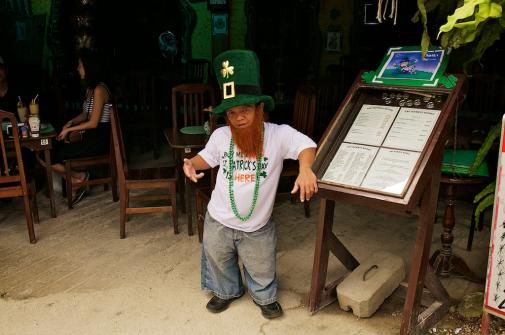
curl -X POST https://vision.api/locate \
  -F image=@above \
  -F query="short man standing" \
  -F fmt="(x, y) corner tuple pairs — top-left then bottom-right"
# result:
(183, 50), (318, 319)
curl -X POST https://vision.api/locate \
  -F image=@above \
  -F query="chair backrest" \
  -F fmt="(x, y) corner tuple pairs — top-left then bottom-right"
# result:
(182, 59), (211, 83)
(0, 110), (28, 193)
(110, 106), (128, 187)
(292, 85), (317, 139)
(115, 71), (155, 120)
(315, 78), (341, 140)
(171, 83), (216, 131)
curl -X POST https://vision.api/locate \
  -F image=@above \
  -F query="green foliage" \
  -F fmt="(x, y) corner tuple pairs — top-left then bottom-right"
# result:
(469, 121), (501, 175)
(417, 0), (432, 59)
(413, 0), (505, 72)
(474, 191), (495, 227)
(474, 181), (496, 202)
(467, 121), (500, 228)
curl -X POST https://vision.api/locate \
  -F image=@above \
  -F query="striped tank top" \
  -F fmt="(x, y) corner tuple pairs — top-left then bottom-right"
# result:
(83, 83), (112, 124)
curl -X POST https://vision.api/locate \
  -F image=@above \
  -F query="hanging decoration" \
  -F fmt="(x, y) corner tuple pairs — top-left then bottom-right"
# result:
(376, 0), (398, 24)
(158, 31), (178, 59)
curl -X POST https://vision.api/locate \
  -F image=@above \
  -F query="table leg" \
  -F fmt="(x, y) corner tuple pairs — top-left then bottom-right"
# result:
(430, 200), (483, 283)
(177, 150), (186, 214)
(43, 149), (57, 218)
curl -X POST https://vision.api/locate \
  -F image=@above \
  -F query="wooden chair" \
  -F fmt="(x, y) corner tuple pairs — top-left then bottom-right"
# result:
(280, 85), (317, 218)
(171, 83), (216, 218)
(315, 76), (342, 139)
(181, 59), (211, 84)
(110, 106), (178, 239)
(61, 135), (118, 209)
(171, 83), (216, 132)
(116, 71), (159, 158)
(62, 155), (117, 209)
(0, 110), (38, 243)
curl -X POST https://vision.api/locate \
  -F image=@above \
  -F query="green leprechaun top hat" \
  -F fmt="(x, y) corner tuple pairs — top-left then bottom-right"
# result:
(212, 49), (274, 115)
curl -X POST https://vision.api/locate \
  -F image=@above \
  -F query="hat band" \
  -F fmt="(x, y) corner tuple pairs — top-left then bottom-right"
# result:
(222, 84), (261, 97)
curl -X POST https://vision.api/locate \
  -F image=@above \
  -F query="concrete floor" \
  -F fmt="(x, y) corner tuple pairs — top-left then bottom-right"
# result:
(0, 139), (495, 334)
(0, 177), (492, 335)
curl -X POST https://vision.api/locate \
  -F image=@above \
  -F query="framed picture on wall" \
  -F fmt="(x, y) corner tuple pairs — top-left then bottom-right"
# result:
(212, 13), (228, 36)
(326, 31), (341, 52)
(208, 0), (228, 11)
(363, 2), (379, 25)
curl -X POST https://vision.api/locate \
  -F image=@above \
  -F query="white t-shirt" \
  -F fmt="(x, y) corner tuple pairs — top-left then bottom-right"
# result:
(198, 122), (317, 232)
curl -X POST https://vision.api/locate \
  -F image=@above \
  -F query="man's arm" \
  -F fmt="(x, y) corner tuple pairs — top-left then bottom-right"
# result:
(291, 147), (318, 202)
(183, 154), (211, 183)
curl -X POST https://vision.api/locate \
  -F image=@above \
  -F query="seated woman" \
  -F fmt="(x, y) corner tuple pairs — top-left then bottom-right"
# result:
(51, 49), (112, 205)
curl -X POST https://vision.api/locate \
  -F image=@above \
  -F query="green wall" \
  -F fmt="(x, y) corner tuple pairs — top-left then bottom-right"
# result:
(229, 0), (246, 50)
(191, 0), (247, 62)
(31, 0), (52, 68)
(190, 2), (212, 62)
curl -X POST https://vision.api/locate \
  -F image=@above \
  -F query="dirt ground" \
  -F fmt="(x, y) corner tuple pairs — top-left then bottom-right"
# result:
(0, 182), (503, 334)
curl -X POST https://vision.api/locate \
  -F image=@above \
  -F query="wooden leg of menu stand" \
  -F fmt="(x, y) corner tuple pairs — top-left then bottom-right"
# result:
(429, 200), (483, 283)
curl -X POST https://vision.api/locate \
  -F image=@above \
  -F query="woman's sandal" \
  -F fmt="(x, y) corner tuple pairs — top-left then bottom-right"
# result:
(72, 171), (90, 206)
(72, 187), (88, 206)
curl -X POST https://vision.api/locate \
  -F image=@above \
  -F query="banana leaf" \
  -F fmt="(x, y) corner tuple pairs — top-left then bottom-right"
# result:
(417, 0), (431, 58)
(438, 0), (491, 38)
(463, 20), (504, 71)
(474, 192), (495, 227)
(469, 121), (501, 175)
(474, 181), (496, 202)
(412, 0), (441, 23)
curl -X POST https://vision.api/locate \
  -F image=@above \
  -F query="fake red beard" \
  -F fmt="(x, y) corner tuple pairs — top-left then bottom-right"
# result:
(228, 111), (264, 159)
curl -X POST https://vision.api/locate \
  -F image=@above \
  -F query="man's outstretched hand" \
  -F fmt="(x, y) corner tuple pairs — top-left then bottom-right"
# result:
(183, 158), (205, 183)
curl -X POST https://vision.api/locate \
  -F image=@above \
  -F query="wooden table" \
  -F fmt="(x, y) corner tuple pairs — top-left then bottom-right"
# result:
(20, 131), (58, 218)
(164, 128), (208, 235)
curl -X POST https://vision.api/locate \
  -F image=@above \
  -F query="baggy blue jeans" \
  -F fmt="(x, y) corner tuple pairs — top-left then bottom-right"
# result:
(201, 212), (278, 305)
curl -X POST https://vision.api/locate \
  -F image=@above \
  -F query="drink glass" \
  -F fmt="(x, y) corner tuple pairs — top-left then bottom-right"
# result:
(29, 103), (39, 116)
(17, 106), (27, 123)
(28, 115), (40, 138)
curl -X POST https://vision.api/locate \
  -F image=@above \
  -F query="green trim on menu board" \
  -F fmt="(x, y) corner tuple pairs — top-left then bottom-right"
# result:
(362, 46), (453, 88)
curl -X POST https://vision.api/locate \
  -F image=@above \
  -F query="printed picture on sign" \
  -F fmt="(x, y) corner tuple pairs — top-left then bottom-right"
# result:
(377, 50), (445, 81)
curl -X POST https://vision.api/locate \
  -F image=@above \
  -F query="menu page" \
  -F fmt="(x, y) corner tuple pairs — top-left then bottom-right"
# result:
(382, 108), (440, 151)
(360, 149), (420, 194)
(322, 143), (378, 186)
(343, 104), (399, 146)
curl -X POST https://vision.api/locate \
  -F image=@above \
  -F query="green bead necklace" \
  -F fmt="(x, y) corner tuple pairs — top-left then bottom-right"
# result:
(228, 130), (263, 222)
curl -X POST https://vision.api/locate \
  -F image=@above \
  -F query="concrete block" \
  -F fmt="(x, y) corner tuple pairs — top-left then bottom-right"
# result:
(336, 251), (405, 318)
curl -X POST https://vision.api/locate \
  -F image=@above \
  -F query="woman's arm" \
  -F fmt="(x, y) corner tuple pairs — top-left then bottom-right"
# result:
(62, 112), (87, 130)
(57, 86), (109, 140)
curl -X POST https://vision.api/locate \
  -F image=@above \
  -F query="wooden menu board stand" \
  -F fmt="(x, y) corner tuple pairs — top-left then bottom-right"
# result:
(308, 73), (466, 334)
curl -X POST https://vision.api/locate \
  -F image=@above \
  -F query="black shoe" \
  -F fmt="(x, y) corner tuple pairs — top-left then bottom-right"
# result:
(206, 294), (242, 313)
(254, 301), (283, 319)
(72, 187), (88, 206)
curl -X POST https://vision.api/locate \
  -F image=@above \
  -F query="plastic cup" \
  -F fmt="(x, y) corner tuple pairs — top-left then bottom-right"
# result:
(17, 106), (27, 122)
(29, 103), (39, 115)
(28, 115), (40, 138)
